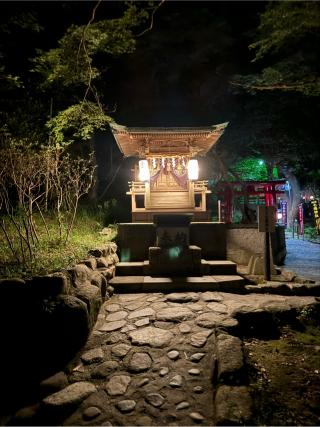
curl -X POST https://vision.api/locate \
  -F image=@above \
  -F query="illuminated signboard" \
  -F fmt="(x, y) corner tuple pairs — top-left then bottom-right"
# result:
(311, 199), (320, 233)
(298, 203), (304, 235)
(280, 200), (287, 227)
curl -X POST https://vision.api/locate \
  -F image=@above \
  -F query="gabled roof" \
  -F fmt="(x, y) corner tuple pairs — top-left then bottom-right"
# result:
(110, 122), (228, 157)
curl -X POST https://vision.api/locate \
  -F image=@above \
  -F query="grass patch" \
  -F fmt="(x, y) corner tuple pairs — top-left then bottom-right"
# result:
(245, 324), (320, 426)
(0, 209), (117, 279)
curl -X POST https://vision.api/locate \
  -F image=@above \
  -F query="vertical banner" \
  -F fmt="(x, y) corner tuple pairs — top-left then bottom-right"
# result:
(311, 199), (320, 233)
(298, 203), (304, 235)
(280, 200), (288, 228)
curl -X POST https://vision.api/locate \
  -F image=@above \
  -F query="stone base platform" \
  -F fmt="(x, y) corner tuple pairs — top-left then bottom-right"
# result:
(109, 275), (245, 293)
(115, 260), (238, 277)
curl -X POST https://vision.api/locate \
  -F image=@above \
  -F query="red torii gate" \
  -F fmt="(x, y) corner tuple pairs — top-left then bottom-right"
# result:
(216, 180), (287, 223)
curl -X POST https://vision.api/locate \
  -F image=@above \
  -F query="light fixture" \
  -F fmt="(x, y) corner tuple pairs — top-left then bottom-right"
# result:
(188, 159), (199, 180)
(139, 159), (150, 182)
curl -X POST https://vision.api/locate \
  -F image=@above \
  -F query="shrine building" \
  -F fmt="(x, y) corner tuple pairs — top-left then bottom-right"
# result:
(110, 122), (228, 222)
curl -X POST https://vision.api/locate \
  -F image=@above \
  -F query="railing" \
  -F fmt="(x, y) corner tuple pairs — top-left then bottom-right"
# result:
(129, 180), (209, 193)
(128, 181), (146, 193)
(194, 180), (209, 192)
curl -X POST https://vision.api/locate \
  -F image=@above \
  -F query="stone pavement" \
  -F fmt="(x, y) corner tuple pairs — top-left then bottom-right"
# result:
(282, 237), (320, 282)
(12, 289), (319, 426)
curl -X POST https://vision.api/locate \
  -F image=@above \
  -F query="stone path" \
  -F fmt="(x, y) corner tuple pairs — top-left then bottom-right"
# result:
(17, 290), (318, 427)
(282, 237), (320, 282)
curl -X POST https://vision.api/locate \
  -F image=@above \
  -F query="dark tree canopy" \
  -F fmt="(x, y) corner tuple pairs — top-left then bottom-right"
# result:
(0, 1), (318, 197)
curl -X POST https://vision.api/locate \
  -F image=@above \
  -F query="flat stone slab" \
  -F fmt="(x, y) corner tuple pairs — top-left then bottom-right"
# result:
(106, 310), (128, 322)
(105, 375), (131, 396)
(111, 344), (131, 358)
(98, 320), (127, 332)
(207, 302), (228, 313)
(118, 294), (147, 302)
(42, 382), (96, 408)
(165, 293), (200, 303)
(105, 303), (121, 312)
(135, 318), (150, 327)
(81, 348), (104, 364)
(195, 312), (238, 330)
(129, 326), (173, 348)
(128, 308), (155, 319)
(128, 352), (152, 372)
(216, 334), (244, 382)
(190, 330), (213, 347)
(201, 292), (224, 302)
(156, 307), (194, 322)
(91, 361), (118, 378)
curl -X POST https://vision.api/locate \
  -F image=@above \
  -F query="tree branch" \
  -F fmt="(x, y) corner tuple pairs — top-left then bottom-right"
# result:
(136, 0), (165, 37)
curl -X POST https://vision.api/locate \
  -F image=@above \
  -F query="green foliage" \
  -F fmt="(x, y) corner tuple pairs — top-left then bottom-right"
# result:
(97, 199), (119, 226)
(304, 226), (318, 240)
(250, 2), (320, 61)
(32, 4), (148, 88)
(233, 2), (320, 96)
(0, 210), (114, 279)
(47, 101), (112, 146)
(1, 10), (43, 34)
(230, 158), (268, 181)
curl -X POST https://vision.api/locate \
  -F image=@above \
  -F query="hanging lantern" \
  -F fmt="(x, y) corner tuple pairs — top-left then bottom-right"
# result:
(187, 159), (199, 180)
(139, 159), (150, 182)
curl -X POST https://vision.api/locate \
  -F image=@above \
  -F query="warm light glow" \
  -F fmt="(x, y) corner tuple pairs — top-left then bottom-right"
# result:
(277, 212), (283, 220)
(188, 159), (199, 180)
(139, 159), (150, 181)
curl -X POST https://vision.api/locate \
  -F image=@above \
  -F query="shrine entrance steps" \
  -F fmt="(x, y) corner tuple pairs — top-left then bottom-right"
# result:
(115, 260), (237, 276)
(109, 260), (245, 293)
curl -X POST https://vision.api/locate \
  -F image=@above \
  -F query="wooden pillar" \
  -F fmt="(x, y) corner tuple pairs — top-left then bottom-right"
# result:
(189, 181), (195, 208)
(145, 181), (151, 209)
(132, 193), (136, 211)
(201, 190), (206, 211)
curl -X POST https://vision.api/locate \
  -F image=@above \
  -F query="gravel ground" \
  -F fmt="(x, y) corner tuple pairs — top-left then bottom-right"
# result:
(282, 237), (320, 282)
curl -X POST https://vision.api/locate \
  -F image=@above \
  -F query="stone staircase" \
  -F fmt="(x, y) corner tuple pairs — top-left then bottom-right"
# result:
(109, 260), (246, 293)
(115, 260), (237, 276)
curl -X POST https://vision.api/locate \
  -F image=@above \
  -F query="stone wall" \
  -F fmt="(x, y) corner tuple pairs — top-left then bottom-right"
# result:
(0, 242), (118, 406)
(226, 224), (286, 275)
(117, 223), (156, 262)
(190, 222), (226, 259)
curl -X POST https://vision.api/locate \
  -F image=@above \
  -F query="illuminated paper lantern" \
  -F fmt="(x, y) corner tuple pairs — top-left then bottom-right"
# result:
(187, 159), (199, 180)
(139, 159), (150, 181)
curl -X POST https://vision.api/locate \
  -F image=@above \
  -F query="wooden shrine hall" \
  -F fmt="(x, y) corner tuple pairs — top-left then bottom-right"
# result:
(110, 123), (228, 222)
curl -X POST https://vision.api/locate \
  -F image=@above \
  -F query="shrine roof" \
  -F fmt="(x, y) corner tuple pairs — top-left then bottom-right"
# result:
(110, 122), (228, 157)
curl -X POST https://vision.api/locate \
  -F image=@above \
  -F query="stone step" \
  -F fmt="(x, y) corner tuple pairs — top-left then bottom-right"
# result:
(201, 260), (237, 275)
(109, 275), (246, 294)
(115, 262), (145, 276)
(116, 260), (237, 276)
